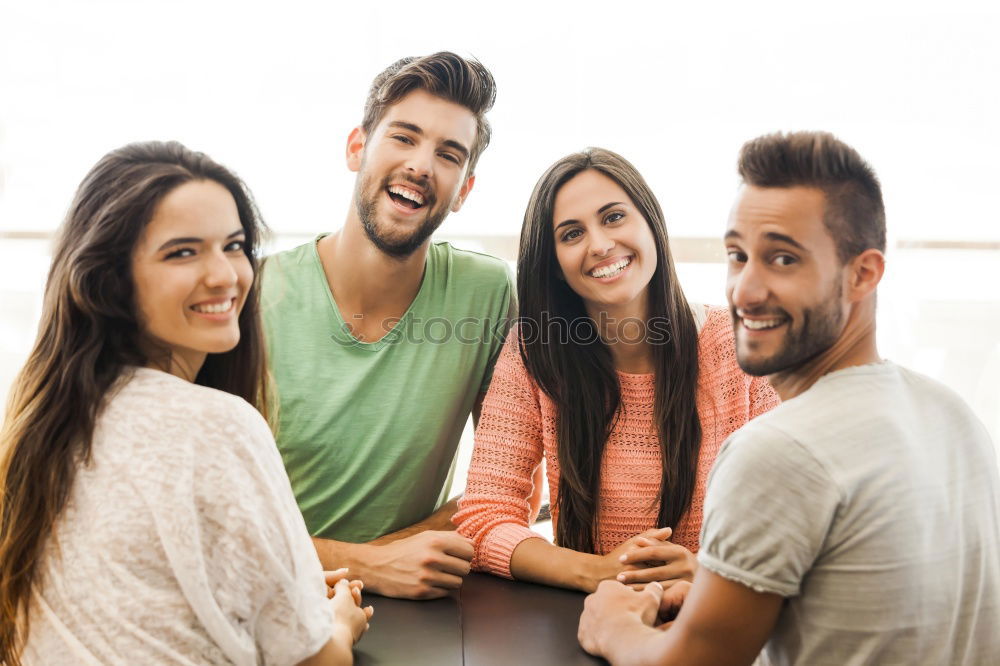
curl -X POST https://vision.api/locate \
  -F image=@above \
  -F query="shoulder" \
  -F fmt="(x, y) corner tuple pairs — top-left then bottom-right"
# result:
(260, 238), (328, 321)
(105, 368), (272, 457)
(696, 305), (735, 350)
(492, 324), (537, 380)
(261, 238), (321, 292)
(430, 241), (511, 287)
(262, 237), (319, 276)
(715, 415), (837, 491)
(693, 305), (743, 380)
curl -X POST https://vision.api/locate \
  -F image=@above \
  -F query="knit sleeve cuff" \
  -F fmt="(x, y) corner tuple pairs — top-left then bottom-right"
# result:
(478, 524), (548, 579)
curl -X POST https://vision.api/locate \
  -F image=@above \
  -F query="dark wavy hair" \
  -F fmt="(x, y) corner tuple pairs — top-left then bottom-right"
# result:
(517, 148), (702, 553)
(0, 141), (270, 663)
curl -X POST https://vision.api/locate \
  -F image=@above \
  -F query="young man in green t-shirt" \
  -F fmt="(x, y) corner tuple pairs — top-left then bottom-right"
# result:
(261, 53), (515, 600)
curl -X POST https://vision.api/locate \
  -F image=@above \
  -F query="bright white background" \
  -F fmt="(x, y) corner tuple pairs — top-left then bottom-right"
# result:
(2, 1), (999, 469)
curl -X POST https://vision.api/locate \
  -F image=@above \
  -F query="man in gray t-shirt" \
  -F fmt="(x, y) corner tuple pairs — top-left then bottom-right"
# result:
(578, 131), (1000, 665)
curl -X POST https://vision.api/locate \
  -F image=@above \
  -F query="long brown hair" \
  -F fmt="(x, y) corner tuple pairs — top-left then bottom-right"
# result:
(517, 148), (702, 553)
(0, 141), (270, 663)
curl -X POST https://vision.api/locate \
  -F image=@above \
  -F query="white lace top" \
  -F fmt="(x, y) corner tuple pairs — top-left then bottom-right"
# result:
(22, 368), (332, 665)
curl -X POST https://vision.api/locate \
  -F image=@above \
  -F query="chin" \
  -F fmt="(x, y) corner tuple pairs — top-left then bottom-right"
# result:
(202, 335), (242, 356)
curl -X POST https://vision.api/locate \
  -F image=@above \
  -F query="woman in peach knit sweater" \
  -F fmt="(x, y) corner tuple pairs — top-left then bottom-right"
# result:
(453, 148), (778, 593)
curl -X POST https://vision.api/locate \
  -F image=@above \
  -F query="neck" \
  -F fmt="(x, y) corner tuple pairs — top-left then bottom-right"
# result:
(767, 298), (881, 401)
(588, 297), (654, 374)
(146, 349), (205, 382)
(320, 211), (429, 315)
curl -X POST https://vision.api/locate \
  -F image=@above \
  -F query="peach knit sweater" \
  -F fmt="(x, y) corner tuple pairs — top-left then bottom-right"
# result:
(454, 306), (779, 578)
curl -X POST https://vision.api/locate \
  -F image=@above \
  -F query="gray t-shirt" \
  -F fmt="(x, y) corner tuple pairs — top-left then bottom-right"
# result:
(699, 361), (1000, 665)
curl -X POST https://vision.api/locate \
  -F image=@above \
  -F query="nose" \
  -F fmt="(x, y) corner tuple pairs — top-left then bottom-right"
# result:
(203, 247), (239, 289)
(588, 226), (615, 257)
(728, 258), (768, 312)
(404, 145), (434, 180)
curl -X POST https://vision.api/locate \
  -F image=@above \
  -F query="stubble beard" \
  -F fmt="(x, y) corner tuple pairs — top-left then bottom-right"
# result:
(734, 278), (845, 377)
(355, 171), (449, 259)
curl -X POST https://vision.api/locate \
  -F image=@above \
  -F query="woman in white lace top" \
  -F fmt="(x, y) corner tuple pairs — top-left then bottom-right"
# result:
(0, 142), (371, 665)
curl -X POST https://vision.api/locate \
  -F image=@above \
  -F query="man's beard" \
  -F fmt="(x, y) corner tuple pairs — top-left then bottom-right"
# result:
(733, 278), (844, 377)
(355, 171), (448, 259)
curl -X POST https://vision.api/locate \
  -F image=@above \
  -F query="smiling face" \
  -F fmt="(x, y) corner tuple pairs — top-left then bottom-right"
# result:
(552, 169), (658, 321)
(131, 179), (252, 378)
(348, 89), (478, 258)
(725, 185), (849, 376)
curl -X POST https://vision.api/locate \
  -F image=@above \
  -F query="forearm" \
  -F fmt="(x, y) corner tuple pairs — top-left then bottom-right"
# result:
(312, 536), (370, 573)
(368, 496), (461, 545)
(296, 632), (354, 666)
(509, 536), (613, 593)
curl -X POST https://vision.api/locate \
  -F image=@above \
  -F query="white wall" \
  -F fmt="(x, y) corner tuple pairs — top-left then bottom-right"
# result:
(2, 0), (999, 449)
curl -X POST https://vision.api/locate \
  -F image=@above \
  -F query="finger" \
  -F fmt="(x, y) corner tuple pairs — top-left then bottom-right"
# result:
(440, 533), (475, 560)
(333, 578), (353, 595)
(324, 568), (351, 586)
(640, 526), (673, 540)
(620, 544), (679, 566)
(660, 580), (692, 608)
(432, 553), (473, 577)
(618, 562), (692, 585)
(420, 570), (466, 590)
(364, 605), (374, 619)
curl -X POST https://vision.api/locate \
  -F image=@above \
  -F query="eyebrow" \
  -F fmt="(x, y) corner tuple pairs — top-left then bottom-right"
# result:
(156, 229), (244, 252)
(554, 201), (625, 231)
(388, 121), (470, 161)
(724, 229), (808, 251)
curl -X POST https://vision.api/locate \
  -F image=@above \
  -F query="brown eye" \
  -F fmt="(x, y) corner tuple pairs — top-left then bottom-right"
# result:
(165, 248), (195, 260)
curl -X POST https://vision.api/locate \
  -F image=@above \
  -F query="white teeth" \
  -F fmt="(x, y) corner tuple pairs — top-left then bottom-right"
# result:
(590, 257), (631, 278)
(192, 300), (233, 314)
(743, 318), (783, 330)
(388, 185), (425, 206)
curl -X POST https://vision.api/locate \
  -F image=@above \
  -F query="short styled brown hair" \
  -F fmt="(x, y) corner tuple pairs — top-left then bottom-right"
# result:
(737, 131), (886, 263)
(361, 51), (496, 174)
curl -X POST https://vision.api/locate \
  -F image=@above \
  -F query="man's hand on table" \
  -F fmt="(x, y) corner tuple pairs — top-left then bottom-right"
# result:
(361, 530), (474, 599)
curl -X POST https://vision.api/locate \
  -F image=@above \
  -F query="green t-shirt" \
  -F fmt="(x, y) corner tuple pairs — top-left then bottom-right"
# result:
(261, 237), (514, 543)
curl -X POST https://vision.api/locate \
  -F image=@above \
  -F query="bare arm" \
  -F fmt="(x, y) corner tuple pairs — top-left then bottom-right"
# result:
(510, 527), (675, 593)
(308, 394), (484, 599)
(311, 501), (473, 600)
(579, 567), (783, 666)
(296, 636), (353, 666)
(368, 496), (462, 544)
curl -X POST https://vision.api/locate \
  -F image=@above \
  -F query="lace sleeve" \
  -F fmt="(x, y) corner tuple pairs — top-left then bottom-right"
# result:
(133, 395), (332, 665)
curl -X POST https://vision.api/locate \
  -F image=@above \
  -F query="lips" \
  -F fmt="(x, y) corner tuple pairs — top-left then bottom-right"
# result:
(190, 297), (237, 316)
(735, 309), (789, 332)
(386, 183), (426, 209)
(588, 255), (633, 279)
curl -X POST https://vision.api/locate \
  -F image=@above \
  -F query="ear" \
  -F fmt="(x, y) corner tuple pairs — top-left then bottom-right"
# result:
(450, 174), (476, 213)
(346, 126), (366, 173)
(845, 248), (885, 302)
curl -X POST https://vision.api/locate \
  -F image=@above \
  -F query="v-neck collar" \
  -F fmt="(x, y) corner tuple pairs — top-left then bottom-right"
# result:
(312, 234), (432, 352)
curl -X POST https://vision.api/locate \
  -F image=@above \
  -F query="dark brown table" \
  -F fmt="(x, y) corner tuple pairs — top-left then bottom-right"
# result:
(354, 573), (607, 665)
